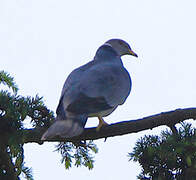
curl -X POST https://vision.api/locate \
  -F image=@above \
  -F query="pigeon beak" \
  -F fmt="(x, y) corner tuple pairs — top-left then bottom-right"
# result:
(128, 49), (138, 58)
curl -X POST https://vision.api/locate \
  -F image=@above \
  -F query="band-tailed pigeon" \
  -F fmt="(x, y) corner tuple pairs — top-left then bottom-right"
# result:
(41, 39), (138, 140)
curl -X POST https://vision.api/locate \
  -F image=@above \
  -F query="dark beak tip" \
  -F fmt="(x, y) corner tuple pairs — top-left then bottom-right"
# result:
(129, 49), (138, 58)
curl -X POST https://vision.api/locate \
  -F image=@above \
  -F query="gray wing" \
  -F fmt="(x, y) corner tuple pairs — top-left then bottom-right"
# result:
(57, 61), (131, 115)
(78, 62), (132, 107)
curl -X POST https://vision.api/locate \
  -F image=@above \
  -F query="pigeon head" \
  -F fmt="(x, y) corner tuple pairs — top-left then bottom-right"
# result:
(105, 39), (138, 57)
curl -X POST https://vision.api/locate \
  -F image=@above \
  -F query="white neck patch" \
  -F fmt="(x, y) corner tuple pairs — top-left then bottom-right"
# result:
(103, 43), (113, 47)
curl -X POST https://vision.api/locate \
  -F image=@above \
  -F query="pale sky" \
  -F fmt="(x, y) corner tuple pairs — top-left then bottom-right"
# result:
(1, 0), (196, 179)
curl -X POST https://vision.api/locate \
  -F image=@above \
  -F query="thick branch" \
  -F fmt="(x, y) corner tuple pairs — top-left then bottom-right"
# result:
(23, 108), (196, 144)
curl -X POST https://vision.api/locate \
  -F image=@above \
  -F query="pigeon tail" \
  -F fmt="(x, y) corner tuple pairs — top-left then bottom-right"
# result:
(41, 114), (88, 140)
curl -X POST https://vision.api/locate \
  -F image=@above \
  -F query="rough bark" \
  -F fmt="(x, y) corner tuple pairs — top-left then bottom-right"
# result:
(23, 108), (196, 144)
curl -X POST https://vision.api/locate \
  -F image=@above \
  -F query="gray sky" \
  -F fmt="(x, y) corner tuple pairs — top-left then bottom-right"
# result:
(1, 0), (196, 179)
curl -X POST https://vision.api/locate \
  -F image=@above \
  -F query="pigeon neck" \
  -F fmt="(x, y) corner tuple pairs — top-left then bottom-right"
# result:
(94, 44), (120, 61)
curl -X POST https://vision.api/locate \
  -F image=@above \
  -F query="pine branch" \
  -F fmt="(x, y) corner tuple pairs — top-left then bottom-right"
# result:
(23, 108), (196, 144)
(0, 71), (18, 93)
(0, 146), (19, 180)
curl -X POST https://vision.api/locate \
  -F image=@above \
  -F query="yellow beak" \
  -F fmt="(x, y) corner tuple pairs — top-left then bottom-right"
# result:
(129, 49), (138, 57)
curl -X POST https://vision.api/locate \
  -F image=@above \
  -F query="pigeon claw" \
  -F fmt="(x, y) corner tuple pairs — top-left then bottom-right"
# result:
(96, 116), (109, 131)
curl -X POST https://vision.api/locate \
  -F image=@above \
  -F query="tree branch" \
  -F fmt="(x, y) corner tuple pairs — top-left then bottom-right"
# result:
(23, 108), (196, 144)
(0, 145), (19, 180)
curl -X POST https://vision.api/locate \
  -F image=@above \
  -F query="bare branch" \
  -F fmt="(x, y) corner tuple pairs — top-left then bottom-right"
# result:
(23, 108), (196, 144)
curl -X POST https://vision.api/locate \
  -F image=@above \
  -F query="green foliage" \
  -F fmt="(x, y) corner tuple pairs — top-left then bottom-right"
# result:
(21, 164), (33, 180)
(129, 123), (196, 180)
(0, 71), (18, 93)
(56, 140), (98, 170)
(0, 71), (98, 179)
(0, 71), (54, 180)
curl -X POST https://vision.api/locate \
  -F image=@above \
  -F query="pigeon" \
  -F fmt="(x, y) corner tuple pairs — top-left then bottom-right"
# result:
(41, 39), (138, 140)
